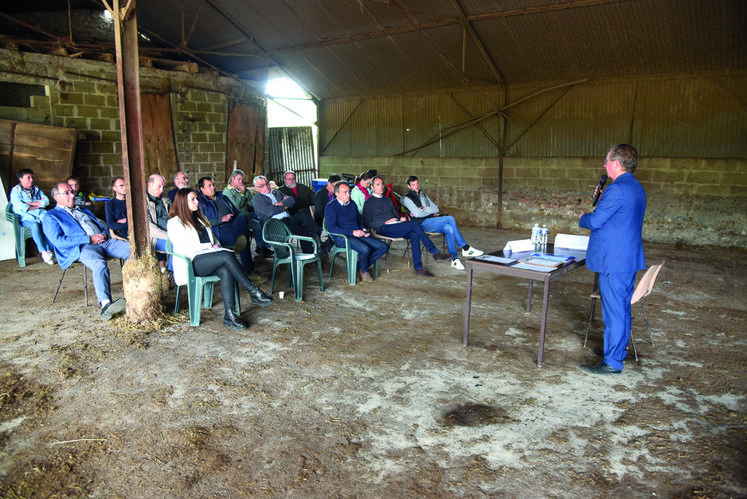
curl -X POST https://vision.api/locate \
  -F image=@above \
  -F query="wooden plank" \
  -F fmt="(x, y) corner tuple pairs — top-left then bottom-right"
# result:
(141, 93), (178, 181)
(226, 102), (264, 179)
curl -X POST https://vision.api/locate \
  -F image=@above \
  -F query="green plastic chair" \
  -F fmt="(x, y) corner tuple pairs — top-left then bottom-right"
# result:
(5, 203), (34, 267)
(323, 219), (378, 285)
(166, 239), (240, 326)
(262, 218), (323, 301)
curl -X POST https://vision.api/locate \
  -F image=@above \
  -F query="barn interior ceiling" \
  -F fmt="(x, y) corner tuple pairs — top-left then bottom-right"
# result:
(0, 0), (745, 101)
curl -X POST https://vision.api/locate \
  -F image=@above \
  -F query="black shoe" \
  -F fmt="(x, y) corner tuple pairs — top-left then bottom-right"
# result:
(224, 309), (247, 330)
(432, 252), (451, 261)
(245, 281), (274, 306)
(414, 267), (433, 277)
(100, 298), (126, 320)
(581, 361), (621, 375)
(591, 348), (604, 358)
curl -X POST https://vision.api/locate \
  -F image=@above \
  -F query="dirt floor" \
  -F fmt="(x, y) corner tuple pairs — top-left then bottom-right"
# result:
(0, 227), (745, 498)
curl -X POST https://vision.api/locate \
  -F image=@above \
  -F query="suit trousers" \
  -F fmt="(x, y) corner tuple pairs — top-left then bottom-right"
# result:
(211, 214), (254, 272)
(598, 271), (637, 371)
(78, 238), (131, 306)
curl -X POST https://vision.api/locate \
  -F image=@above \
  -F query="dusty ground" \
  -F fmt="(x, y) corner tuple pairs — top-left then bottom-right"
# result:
(0, 227), (745, 498)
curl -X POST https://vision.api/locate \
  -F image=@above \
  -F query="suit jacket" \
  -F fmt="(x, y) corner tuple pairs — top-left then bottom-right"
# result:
(253, 190), (295, 224)
(579, 172), (646, 274)
(42, 206), (105, 269)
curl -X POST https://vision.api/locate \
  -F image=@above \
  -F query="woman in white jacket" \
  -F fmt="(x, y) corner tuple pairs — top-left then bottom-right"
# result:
(167, 188), (273, 329)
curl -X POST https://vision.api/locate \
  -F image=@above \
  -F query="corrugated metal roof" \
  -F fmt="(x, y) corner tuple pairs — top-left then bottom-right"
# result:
(1, 0), (745, 100)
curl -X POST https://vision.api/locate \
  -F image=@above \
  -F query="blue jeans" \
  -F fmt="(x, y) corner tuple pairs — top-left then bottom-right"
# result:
(420, 216), (466, 259)
(211, 214), (254, 272)
(378, 221), (439, 270)
(599, 271), (636, 371)
(78, 238), (131, 306)
(334, 235), (388, 271)
(21, 219), (52, 253)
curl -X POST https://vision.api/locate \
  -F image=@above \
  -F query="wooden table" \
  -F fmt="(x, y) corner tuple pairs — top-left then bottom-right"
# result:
(463, 245), (588, 367)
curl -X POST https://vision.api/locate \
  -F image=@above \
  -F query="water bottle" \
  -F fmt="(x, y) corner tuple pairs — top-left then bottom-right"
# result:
(531, 223), (540, 251)
(540, 224), (548, 251)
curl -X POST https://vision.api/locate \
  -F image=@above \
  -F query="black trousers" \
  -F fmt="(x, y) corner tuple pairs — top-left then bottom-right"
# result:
(192, 250), (251, 312)
(284, 210), (320, 253)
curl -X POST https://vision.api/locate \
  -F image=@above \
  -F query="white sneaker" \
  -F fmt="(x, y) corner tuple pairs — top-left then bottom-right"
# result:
(42, 251), (55, 265)
(462, 247), (484, 258)
(451, 258), (465, 270)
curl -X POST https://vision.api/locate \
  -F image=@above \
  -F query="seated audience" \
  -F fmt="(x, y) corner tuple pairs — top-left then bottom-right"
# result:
(105, 176), (128, 240)
(43, 182), (130, 320)
(222, 169), (273, 257)
(197, 176), (262, 281)
(252, 175), (321, 254)
(351, 172), (372, 214)
(278, 170), (315, 216)
(167, 188), (273, 330)
(66, 177), (94, 210)
(325, 181), (387, 282)
(146, 174), (171, 271)
(10, 168), (54, 264)
(313, 174), (341, 227)
(168, 171), (190, 202)
(400, 175), (483, 270)
(362, 176), (450, 277)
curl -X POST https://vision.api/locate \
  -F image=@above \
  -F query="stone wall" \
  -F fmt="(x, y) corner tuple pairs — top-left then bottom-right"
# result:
(0, 49), (262, 196)
(320, 156), (747, 248)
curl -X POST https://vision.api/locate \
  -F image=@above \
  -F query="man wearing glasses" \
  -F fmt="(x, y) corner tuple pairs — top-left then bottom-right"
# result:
(252, 175), (320, 253)
(43, 182), (131, 320)
(278, 170), (315, 216)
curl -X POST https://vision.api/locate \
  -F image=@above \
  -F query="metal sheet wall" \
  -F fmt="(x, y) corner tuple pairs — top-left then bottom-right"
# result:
(319, 74), (747, 159)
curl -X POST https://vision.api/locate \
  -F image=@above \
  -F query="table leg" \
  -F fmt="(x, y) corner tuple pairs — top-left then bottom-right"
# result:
(537, 278), (551, 367)
(527, 280), (533, 312)
(463, 267), (473, 346)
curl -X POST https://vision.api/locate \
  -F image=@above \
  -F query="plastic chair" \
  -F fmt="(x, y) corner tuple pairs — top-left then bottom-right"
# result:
(166, 239), (240, 326)
(323, 219), (378, 285)
(262, 219), (323, 301)
(5, 203), (34, 267)
(584, 262), (665, 361)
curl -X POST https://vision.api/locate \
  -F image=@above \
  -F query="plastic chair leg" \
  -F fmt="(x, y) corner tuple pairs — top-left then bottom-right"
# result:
(174, 286), (182, 314)
(294, 262), (304, 301)
(316, 260), (324, 292)
(347, 251), (358, 286)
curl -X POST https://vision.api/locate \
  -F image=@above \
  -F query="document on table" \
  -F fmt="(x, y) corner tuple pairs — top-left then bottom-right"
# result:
(511, 262), (556, 272)
(475, 255), (516, 264)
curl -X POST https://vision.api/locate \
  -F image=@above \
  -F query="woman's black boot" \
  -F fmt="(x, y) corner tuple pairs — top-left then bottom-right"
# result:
(245, 280), (274, 306)
(224, 309), (247, 330)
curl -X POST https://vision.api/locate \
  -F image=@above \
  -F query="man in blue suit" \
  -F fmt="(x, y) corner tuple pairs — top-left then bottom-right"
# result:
(43, 182), (131, 320)
(579, 144), (646, 374)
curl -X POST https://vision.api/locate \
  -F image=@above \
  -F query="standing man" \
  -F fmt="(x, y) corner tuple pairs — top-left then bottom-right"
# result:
(43, 182), (130, 320)
(325, 181), (388, 282)
(401, 175), (483, 270)
(146, 174), (171, 271)
(253, 175), (320, 254)
(168, 171), (189, 202)
(278, 170), (315, 216)
(362, 176), (451, 277)
(105, 176), (128, 240)
(223, 169), (273, 257)
(196, 176), (258, 277)
(579, 144), (646, 375)
(9, 168), (54, 264)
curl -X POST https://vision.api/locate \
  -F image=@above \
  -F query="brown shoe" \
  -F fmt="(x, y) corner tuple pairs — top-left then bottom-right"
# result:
(360, 270), (374, 282)
(414, 267), (433, 277)
(432, 251), (451, 261)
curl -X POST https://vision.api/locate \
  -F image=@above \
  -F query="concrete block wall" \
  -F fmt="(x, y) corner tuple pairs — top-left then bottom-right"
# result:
(0, 48), (260, 197)
(321, 156), (747, 248)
